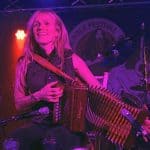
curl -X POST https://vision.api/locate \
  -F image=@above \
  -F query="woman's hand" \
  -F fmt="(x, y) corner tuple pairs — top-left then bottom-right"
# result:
(37, 81), (63, 102)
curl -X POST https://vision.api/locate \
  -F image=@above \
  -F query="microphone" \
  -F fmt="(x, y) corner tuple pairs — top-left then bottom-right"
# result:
(121, 108), (149, 138)
(0, 107), (50, 126)
(15, 107), (50, 120)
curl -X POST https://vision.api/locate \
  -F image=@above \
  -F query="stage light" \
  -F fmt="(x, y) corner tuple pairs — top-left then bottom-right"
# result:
(15, 29), (26, 40)
(14, 29), (26, 57)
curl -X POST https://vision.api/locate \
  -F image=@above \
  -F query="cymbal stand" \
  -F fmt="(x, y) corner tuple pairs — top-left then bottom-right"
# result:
(141, 23), (150, 111)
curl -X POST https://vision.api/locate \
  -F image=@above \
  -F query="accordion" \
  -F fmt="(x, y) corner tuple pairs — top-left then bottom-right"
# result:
(54, 84), (149, 149)
(61, 84), (88, 132)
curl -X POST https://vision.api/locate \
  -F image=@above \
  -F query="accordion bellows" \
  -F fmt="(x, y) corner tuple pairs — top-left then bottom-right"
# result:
(86, 86), (149, 148)
(56, 84), (149, 149)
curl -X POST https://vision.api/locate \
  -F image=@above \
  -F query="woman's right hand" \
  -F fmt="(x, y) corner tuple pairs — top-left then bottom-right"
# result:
(37, 81), (63, 103)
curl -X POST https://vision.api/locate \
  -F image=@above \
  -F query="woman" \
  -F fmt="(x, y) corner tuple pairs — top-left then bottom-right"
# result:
(4, 10), (150, 150)
(4, 10), (100, 150)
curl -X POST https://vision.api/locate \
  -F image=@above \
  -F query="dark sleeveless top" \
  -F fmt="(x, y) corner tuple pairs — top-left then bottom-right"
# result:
(26, 49), (75, 94)
(25, 49), (75, 120)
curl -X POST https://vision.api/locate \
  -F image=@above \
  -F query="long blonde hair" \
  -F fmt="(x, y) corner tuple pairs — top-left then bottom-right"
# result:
(26, 10), (71, 56)
(15, 10), (72, 93)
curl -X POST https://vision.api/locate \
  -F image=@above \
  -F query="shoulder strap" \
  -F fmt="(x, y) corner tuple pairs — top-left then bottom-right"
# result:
(32, 53), (74, 82)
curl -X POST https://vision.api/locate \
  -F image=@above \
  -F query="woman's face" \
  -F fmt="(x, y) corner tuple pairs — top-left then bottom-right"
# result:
(32, 12), (59, 48)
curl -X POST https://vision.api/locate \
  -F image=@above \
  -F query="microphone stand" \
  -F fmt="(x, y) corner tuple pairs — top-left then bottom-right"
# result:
(0, 116), (19, 126)
(0, 111), (26, 139)
(0, 106), (50, 126)
(141, 23), (150, 112)
(0, 117), (15, 140)
(0, 114), (25, 138)
(0, 117), (17, 139)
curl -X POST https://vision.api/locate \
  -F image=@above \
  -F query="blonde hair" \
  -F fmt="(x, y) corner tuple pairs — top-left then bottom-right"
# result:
(15, 10), (72, 94)
(24, 10), (71, 59)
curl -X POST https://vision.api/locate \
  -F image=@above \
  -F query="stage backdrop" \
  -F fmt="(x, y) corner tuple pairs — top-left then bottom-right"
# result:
(0, 3), (150, 142)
